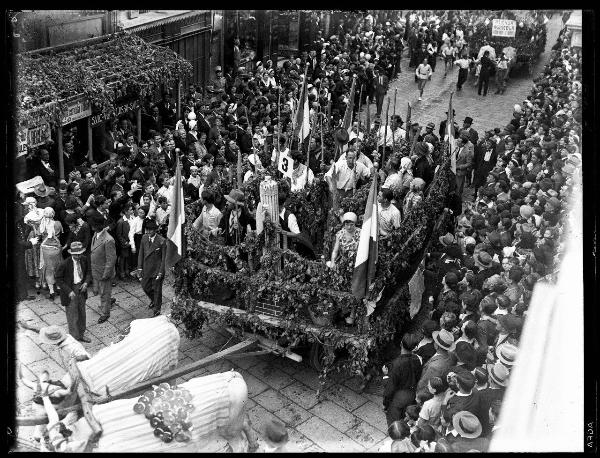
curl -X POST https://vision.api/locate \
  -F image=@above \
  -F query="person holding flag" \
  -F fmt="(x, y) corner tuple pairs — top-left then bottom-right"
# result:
(164, 154), (186, 277)
(349, 172), (380, 326)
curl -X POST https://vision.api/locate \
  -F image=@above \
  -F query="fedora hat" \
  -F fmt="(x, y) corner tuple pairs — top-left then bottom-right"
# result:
(33, 183), (51, 197)
(432, 329), (455, 351)
(474, 251), (493, 269)
(488, 361), (510, 387)
(39, 325), (67, 345)
(452, 411), (482, 439)
(496, 343), (518, 366)
(224, 189), (245, 205)
(463, 116), (474, 125)
(438, 232), (455, 247)
(68, 241), (86, 255)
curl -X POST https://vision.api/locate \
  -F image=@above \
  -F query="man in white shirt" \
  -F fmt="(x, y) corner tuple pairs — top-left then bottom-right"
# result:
(290, 150), (315, 192)
(271, 136), (289, 165)
(454, 54), (471, 91)
(325, 150), (371, 199)
(377, 115), (406, 148)
(192, 190), (223, 238)
(477, 39), (496, 61)
(156, 176), (172, 206)
(337, 138), (373, 170)
(378, 188), (401, 238)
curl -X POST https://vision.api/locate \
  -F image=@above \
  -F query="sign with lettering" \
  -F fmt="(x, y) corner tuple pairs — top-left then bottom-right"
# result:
(17, 128), (28, 158)
(492, 19), (517, 38)
(61, 99), (91, 125)
(277, 151), (294, 178)
(27, 123), (51, 147)
(91, 100), (140, 126)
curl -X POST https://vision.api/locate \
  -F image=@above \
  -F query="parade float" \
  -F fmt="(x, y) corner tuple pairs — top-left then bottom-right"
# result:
(461, 10), (548, 76)
(171, 111), (454, 389)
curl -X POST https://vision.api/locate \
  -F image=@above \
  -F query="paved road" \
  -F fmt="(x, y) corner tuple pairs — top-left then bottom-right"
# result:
(13, 15), (563, 453)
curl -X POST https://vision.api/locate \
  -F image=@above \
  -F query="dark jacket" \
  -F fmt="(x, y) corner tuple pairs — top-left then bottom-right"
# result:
(115, 217), (131, 249)
(219, 206), (256, 246)
(383, 353), (422, 410)
(55, 256), (92, 307)
(137, 233), (167, 277)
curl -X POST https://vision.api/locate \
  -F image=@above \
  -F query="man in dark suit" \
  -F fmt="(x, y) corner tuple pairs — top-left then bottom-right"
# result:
(374, 68), (389, 118)
(94, 122), (117, 164)
(89, 215), (117, 323)
(147, 105), (164, 134)
(137, 218), (167, 317)
(55, 241), (92, 342)
(416, 329), (457, 398)
(37, 149), (58, 189)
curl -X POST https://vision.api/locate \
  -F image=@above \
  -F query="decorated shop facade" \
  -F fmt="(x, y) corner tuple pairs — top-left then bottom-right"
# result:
(15, 31), (192, 182)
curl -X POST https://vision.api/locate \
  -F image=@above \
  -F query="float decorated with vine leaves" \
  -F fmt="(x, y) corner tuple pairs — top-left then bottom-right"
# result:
(171, 120), (454, 390)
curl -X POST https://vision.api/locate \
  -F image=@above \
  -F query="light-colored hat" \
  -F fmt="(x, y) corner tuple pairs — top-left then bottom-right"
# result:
(489, 361), (510, 387)
(39, 325), (67, 345)
(188, 120), (197, 130)
(215, 66), (222, 72)
(187, 112), (197, 121)
(400, 157), (412, 169)
(24, 209), (44, 224)
(452, 411), (482, 439)
(496, 343), (518, 366)
(68, 241), (86, 255)
(24, 196), (37, 206)
(190, 165), (199, 171)
(33, 183), (51, 197)
(432, 329), (455, 351)
(342, 212), (357, 223)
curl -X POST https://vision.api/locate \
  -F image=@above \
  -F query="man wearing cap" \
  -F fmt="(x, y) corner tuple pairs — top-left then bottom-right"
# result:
(55, 242), (92, 342)
(424, 122), (439, 146)
(416, 329), (457, 398)
(89, 215), (117, 324)
(477, 362), (508, 436)
(218, 189), (256, 247)
(453, 134), (474, 197)
(137, 217), (167, 316)
(33, 182), (56, 210)
(446, 411), (490, 452)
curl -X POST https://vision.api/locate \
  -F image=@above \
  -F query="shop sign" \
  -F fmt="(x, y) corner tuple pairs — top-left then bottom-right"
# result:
(492, 19), (517, 38)
(91, 100), (140, 126)
(28, 123), (52, 147)
(17, 128), (28, 158)
(61, 99), (92, 126)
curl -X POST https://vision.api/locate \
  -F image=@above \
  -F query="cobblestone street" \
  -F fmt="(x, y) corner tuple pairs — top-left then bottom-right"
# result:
(13, 14), (563, 452)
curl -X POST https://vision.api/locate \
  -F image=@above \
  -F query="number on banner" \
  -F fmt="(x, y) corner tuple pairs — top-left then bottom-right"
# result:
(278, 152), (294, 178)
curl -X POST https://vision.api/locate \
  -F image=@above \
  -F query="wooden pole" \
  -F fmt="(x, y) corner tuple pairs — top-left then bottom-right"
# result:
(366, 96), (371, 134)
(57, 125), (64, 181)
(357, 84), (364, 134)
(405, 102), (411, 141)
(392, 88), (398, 153)
(381, 98), (390, 166)
(87, 116), (93, 163)
(136, 104), (142, 143)
(237, 148), (243, 187)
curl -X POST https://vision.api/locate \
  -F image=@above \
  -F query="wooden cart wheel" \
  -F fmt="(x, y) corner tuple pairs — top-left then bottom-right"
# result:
(309, 342), (335, 372)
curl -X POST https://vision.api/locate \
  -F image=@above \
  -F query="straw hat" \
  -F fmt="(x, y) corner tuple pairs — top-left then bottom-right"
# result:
(496, 343), (518, 367)
(39, 325), (67, 345)
(452, 411), (482, 439)
(488, 362), (510, 387)
(67, 241), (86, 255)
(33, 183), (52, 197)
(224, 189), (245, 205)
(432, 329), (455, 351)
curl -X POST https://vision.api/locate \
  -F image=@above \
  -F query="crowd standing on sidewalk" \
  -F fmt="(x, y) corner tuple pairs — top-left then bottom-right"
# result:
(15, 9), (581, 453)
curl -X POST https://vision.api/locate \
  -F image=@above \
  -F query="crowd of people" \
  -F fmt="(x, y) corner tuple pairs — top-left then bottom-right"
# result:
(14, 9), (581, 453)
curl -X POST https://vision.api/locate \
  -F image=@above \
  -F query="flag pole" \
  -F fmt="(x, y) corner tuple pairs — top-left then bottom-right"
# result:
(405, 102), (411, 141)
(381, 98), (390, 167)
(392, 88), (397, 153)
(320, 107), (325, 170)
(366, 95), (371, 135)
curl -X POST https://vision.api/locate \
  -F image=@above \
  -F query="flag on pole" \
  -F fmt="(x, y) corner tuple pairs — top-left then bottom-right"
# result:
(405, 102), (412, 141)
(165, 155), (185, 271)
(446, 93), (457, 174)
(343, 76), (357, 137)
(351, 173), (379, 299)
(294, 74), (310, 143)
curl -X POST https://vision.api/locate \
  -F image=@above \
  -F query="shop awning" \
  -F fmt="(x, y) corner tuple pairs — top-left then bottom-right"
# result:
(120, 10), (211, 34)
(17, 31), (193, 128)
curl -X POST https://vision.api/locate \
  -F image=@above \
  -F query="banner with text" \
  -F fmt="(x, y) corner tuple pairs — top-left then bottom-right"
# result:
(492, 19), (517, 38)
(91, 100), (140, 126)
(61, 99), (92, 126)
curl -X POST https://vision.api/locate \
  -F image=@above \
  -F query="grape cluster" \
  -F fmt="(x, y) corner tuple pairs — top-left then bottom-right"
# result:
(132, 382), (195, 443)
